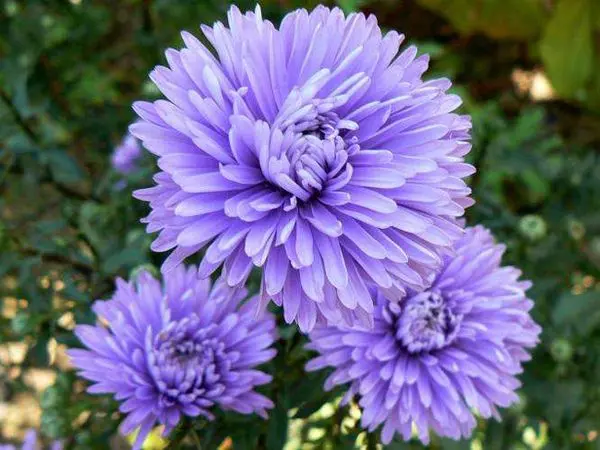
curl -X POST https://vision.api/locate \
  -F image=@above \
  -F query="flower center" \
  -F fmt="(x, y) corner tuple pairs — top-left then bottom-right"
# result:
(147, 316), (230, 408)
(288, 118), (352, 192)
(269, 85), (359, 203)
(395, 291), (462, 353)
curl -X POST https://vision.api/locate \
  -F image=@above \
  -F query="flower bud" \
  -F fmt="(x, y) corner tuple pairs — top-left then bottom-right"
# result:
(518, 215), (547, 241)
(550, 338), (573, 362)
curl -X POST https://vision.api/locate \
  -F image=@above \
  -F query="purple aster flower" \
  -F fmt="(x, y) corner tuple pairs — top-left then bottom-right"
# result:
(68, 266), (276, 450)
(306, 226), (541, 444)
(131, 5), (474, 331)
(0, 430), (63, 450)
(111, 132), (142, 175)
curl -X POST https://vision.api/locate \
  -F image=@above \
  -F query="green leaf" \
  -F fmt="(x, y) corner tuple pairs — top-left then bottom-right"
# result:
(482, 419), (522, 450)
(589, 68), (600, 110)
(101, 247), (145, 275)
(12, 69), (31, 118)
(528, 380), (585, 426)
(540, 0), (594, 97)
(417, 0), (545, 39)
(415, 41), (445, 59)
(45, 149), (85, 185)
(521, 170), (550, 204)
(26, 335), (50, 366)
(230, 431), (258, 450)
(294, 398), (331, 419)
(266, 399), (288, 450)
(61, 277), (90, 304)
(78, 201), (108, 250)
(336, 0), (364, 13)
(288, 371), (330, 409)
(552, 291), (600, 335)
(588, 1), (600, 112)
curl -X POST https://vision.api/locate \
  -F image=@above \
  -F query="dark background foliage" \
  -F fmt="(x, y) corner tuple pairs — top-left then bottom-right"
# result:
(1, 0), (599, 449)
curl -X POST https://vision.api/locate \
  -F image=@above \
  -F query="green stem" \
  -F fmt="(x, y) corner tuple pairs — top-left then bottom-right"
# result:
(0, 87), (39, 144)
(191, 429), (202, 449)
(366, 431), (378, 450)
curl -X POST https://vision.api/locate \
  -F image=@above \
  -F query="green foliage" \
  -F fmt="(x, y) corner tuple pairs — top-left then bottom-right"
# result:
(539, 0), (595, 99)
(1, 1), (599, 449)
(417, 0), (546, 39)
(416, 0), (600, 109)
(336, 0), (367, 14)
(465, 105), (600, 449)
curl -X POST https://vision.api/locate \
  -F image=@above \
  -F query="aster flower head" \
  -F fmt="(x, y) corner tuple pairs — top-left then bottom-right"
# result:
(306, 226), (541, 444)
(111, 132), (142, 175)
(132, 5), (474, 331)
(0, 430), (62, 450)
(68, 266), (277, 450)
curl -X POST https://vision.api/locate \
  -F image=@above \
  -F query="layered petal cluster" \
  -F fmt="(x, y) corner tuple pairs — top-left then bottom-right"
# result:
(111, 132), (142, 175)
(0, 430), (62, 450)
(68, 266), (276, 449)
(307, 226), (541, 444)
(132, 5), (474, 331)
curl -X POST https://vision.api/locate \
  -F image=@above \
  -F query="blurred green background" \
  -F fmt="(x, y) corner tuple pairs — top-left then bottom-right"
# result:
(1, 0), (600, 449)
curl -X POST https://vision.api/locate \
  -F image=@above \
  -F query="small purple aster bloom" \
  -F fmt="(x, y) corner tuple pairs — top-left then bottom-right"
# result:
(0, 430), (63, 450)
(306, 226), (541, 444)
(131, 5), (474, 331)
(111, 133), (142, 175)
(68, 266), (276, 450)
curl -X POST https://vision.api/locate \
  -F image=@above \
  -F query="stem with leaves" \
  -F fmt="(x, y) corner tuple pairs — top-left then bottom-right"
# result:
(191, 429), (202, 449)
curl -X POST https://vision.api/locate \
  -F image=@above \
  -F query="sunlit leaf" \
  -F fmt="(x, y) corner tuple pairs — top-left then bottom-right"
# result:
(540, 0), (594, 97)
(417, 0), (546, 39)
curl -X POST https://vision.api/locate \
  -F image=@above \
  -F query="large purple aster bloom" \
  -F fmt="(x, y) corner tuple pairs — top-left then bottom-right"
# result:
(306, 226), (541, 444)
(111, 132), (142, 175)
(0, 430), (62, 450)
(131, 5), (474, 331)
(68, 266), (276, 449)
